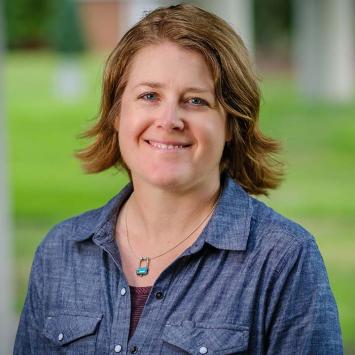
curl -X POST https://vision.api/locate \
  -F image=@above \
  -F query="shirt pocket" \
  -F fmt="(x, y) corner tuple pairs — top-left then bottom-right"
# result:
(161, 320), (249, 355)
(43, 310), (102, 354)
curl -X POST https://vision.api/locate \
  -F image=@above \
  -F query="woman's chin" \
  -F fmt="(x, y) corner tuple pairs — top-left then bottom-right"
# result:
(142, 171), (193, 191)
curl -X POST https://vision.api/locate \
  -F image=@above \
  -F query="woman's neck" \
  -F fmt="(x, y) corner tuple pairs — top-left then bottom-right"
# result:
(124, 178), (221, 246)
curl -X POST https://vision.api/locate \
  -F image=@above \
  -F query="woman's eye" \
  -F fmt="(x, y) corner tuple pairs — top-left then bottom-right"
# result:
(140, 92), (157, 101)
(188, 97), (208, 106)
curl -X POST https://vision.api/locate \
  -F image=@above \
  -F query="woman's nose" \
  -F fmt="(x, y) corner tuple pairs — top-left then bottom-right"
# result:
(155, 103), (184, 131)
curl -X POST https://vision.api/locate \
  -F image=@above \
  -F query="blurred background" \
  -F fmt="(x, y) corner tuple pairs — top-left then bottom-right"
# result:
(0, 0), (354, 353)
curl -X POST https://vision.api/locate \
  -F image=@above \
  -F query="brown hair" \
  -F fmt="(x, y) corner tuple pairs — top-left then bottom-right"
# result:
(76, 4), (283, 195)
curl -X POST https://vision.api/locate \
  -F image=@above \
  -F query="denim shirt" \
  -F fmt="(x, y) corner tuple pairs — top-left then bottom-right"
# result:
(14, 178), (343, 354)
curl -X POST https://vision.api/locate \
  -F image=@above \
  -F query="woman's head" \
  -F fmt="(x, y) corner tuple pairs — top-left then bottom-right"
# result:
(76, 4), (283, 195)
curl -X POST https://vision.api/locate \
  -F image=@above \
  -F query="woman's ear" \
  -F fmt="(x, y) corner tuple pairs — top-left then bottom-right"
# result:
(113, 116), (120, 131)
(225, 117), (232, 143)
(225, 130), (232, 143)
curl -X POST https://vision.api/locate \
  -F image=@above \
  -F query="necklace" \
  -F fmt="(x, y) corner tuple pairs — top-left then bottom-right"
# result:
(125, 193), (220, 277)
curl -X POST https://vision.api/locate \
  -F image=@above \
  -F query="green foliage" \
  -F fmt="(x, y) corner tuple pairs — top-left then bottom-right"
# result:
(3, 0), (292, 53)
(4, 0), (85, 52)
(254, 0), (292, 49)
(50, 0), (85, 53)
(4, 0), (51, 48)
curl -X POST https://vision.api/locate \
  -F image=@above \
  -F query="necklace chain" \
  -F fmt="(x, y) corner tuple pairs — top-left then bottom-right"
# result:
(125, 193), (220, 262)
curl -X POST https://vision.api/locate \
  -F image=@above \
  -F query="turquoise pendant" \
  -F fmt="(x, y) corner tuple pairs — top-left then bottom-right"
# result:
(136, 257), (150, 277)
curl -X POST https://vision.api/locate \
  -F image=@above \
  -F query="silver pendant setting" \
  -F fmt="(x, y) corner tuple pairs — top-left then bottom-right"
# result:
(136, 257), (150, 277)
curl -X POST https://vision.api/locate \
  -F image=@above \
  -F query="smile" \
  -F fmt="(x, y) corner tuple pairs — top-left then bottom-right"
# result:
(145, 140), (191, 151)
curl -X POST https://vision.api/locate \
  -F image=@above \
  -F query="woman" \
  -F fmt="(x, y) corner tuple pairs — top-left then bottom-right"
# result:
(14, 4), (343, 354)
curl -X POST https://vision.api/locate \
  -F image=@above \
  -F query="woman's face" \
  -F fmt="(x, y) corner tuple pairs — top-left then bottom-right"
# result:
(116, 41), (228, 192)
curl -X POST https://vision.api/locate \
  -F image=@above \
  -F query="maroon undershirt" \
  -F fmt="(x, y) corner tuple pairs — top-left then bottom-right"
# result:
(128, 286), (152, 340)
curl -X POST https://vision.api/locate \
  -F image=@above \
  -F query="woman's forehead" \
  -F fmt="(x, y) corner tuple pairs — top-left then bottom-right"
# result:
(125, 42), (215, 92)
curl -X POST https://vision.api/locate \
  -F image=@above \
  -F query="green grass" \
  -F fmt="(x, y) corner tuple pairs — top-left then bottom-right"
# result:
(5, 51), (355, 349)
(5, 52), (129, 222)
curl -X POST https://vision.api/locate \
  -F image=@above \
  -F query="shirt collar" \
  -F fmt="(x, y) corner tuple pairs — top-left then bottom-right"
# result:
(69, 183), (133, 242)
(70, 177), (252, 251)
(203, 177), (252, 251)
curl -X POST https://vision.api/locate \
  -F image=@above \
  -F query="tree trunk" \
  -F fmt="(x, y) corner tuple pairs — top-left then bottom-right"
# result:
(0, 1), (16, 352)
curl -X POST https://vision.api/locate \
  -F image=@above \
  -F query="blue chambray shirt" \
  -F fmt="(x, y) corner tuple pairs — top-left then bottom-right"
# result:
(14, 177), (343, 354)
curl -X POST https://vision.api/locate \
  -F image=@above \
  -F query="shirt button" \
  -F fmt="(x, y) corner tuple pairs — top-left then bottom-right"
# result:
(199, 346), (208, 354)
(114, 344), (122, 353)
(155, 291), (164, 300)
(120, 287), (126, 296)
(58, 333), (64, 341)
(130, 345), (138, 353)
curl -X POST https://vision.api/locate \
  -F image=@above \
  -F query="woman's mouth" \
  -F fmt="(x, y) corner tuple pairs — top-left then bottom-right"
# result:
(145, 140), (192, 151)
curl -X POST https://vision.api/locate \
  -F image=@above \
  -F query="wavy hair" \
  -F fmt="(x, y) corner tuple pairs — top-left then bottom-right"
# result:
(76, 4), (283, 195)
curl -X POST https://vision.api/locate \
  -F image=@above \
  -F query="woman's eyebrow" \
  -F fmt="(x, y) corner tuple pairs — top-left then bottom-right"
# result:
(185, 86), (213, 94)
(133, 82), (213, 94)
(134, 81), (163, 89)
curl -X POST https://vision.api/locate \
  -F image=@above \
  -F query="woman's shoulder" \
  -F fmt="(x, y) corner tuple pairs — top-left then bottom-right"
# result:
(38, 183), (132, 252)
(250, 196), (315, 244)
(247, 195), (323, 271)
(41, 205), (104, 244)
(34, 206), (107, 263)
(223, 177), (316, 248)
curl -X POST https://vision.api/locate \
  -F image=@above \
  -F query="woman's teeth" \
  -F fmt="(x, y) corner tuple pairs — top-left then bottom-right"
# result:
(149, 141), (187, 150)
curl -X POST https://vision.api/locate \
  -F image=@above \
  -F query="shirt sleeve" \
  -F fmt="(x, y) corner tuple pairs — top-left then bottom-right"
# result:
(13, 245), (48, 354)
(265, 237), (343, 355)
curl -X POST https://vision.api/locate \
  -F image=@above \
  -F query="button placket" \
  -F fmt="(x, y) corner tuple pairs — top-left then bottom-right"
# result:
(114, 344), (122, 353)
(130, 345), (138, 353)
(155, 291), (164, 300)
(109, 282), (130, 355)
(199, 346), (208, 354)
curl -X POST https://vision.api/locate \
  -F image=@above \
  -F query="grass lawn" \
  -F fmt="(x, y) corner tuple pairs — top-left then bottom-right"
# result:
(5, 51), (355, 350)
